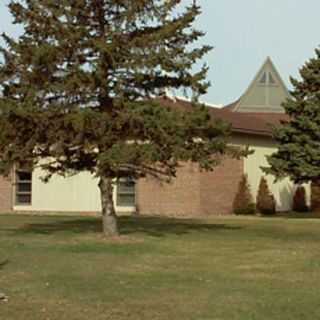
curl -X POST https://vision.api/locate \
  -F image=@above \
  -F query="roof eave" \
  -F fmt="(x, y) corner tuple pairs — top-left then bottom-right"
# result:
(231, 127), (273, 137)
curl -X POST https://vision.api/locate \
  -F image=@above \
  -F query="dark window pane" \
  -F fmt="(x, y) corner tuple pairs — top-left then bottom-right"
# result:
(17, 171), (32, 181)
(269, 72), (276, 84)
(16, 194), (31, 205)
(118, 184), (135, 194)
(117, 179), (135, 194)
(117, 178), (135, 207)
(16, 170), (32, 205)
(259, 72), (267, 84)
(117, 194), (135, 207)
(17, 182), (32, 192)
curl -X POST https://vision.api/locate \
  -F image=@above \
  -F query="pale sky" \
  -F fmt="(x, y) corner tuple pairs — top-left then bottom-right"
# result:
(0, 0), (319, 105)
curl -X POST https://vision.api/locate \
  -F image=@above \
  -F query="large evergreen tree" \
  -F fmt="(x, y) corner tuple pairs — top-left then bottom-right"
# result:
(0, 0), (238, 236)
(266, 49), (320, 188)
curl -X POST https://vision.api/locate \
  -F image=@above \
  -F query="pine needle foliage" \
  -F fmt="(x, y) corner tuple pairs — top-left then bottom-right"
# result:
(265, 49), (320, 185)
(256, 177), (276, 215)
(0, 1), (243, 236)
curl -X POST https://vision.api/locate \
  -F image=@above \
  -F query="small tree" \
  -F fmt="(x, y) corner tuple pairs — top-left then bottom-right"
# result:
(256, 177), (276, 215)
(293, 185), (309, 212)
(233, 175), (255, 215)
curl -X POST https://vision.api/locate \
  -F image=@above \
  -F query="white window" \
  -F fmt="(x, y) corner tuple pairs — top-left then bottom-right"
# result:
(116, 178), (136, 207)
(15, 170), (32, 205)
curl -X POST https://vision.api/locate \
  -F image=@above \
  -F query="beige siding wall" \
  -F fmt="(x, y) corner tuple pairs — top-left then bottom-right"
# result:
(232, 134), (310, 211)
(14, 168), (135, 213)
(13, 134), (309, 214)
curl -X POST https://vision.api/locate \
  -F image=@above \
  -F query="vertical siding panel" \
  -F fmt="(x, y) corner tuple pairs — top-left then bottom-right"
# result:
(233, 134), (311, 212)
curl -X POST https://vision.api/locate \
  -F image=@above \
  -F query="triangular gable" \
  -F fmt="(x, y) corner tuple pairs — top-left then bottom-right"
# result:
(233, 57), (290, 113)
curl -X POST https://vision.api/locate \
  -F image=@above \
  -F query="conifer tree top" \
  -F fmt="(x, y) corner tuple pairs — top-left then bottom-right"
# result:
(266, 49), (320, 183)
(0, 1), (238, 181)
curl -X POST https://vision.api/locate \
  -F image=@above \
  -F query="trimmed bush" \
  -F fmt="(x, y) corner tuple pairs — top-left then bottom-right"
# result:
(293, 186), (309, 212)
(256, 177), (276, 215)
(233, 175), (256, 215)
(311, 181), (320, 212)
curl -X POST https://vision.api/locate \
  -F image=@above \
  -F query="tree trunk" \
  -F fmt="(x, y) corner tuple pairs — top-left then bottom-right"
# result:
(98, 176), (119, 237)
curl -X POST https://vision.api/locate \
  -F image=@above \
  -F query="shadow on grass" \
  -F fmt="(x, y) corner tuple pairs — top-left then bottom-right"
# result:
(277, 212), (319, 219)
(13, 216), (242, 237)
(0, 260), (9, 270)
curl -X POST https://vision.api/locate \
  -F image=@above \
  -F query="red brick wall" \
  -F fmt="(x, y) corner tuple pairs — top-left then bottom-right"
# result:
(137, 163), (201, 217)
(136, 158), (243, 217)
(0, 173), (13, 213)
(200, 157), (244, 215)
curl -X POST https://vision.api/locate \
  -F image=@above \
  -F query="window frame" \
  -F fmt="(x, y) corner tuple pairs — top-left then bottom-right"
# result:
(15, 169), (32, 206)
(258, 72), (267, 85)
(116, 177), (136, 208)
(258, 71), (278, 87)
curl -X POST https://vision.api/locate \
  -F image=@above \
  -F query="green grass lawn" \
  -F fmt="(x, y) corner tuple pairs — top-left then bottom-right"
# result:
(1, 214), (320, 320)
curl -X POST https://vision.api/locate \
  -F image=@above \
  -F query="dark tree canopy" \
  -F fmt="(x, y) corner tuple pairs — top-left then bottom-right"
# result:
(0, 1), (240, 236)
(266, 49), (320, 184)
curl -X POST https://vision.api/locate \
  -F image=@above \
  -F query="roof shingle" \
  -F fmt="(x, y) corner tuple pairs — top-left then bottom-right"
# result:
(156, 97), (288, 137)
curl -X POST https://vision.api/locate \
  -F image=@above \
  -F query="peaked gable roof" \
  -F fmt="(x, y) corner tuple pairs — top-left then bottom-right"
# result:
(230, 57), (290, 113)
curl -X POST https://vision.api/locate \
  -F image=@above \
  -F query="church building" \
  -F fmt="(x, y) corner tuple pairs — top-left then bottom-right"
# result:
(0, 58), (308, 216)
